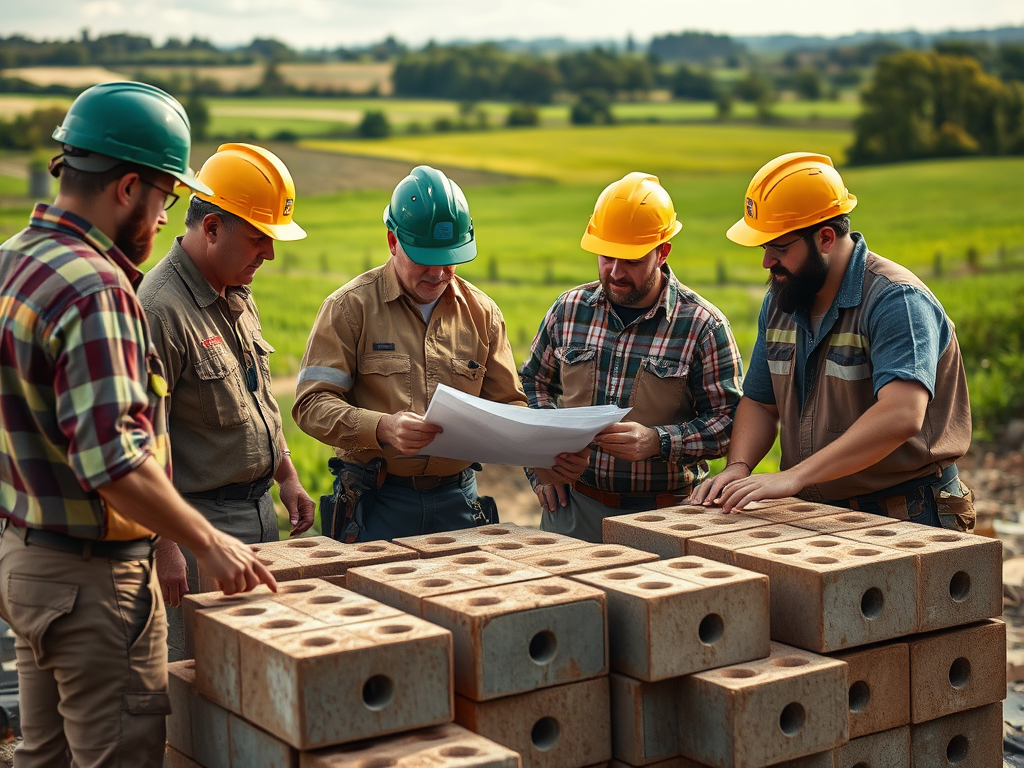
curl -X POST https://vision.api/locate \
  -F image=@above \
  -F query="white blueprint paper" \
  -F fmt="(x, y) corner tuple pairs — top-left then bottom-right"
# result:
(419, 384), (630, 467)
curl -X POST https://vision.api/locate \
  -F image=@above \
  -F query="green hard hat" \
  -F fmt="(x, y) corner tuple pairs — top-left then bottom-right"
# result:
(383, 166), (476, 266)
(52, 81), (212, 194)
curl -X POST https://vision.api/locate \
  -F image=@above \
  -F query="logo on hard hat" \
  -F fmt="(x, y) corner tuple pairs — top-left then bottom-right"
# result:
(283, 198), (294, 217)
(434, 221), (453, 240)
(745, 197), (757, 220)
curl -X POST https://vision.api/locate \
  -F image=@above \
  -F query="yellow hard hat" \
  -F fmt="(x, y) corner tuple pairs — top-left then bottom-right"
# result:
(192, 143), (306, 242)
(726, 152), (857, 247)
(580, 172), (682, 260)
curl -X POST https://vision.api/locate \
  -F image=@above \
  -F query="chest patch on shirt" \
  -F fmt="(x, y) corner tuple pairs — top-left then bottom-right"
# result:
(372, 342), (396, 351)
(200, 335), (224, 348)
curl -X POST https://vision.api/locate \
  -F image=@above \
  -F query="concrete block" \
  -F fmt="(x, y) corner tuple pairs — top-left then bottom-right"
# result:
(480, 531), (598, 559)
(194, 600), (327, 713)
(789, 510), (897, 535)
(263, 537), (417, 579)
(422, 577), (607, 700)
(833, 726), (910, 768)
(685, 524), (814, 566)
(347, 552), (548, 616)
(909, 702), (1003, 767)
(609, 673), (679, 766)
(167, 660), (196, 759)
(907, 619), (1006, 723)
(394, 523), (534, 557)
(608, 753), (833, 768)
(493, 542), (660, 576)
(299, 723), (521, 767)
(274, 581), (406, 626)
(192, 681), (232, 768)
(734, 536), (919, 652)
(837, 525), (1002, 633)
(576, 557), (769, 681)
(677, 642), (848, 768)
(602, 511), (773, 559)
(164, 746), (203, 768)
(228, 712), (298, 768)
(240, 615), (453, 749)
(831, 642), (910, 738)
(731, 499), (839, 525)
(181, 590), (266, 658)
(455, 677), (612, 768)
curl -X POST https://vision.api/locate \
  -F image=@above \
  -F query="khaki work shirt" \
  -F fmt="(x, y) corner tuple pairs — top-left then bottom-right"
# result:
(293, 259), (527, 477)
(139, 238), (283, 493)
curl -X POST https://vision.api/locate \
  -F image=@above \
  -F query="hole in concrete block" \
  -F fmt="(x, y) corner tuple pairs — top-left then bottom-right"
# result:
(790, 504), (816, 512)
(230, 607), (267, 616)
(946, 734), (969, 763)
(864, 528), (897, 537)
(468, 596), (502, 607)
(261, 619), (302, 630)
(357, 544), (387, 552)
(490, 542), (523, 551)
(309, 595), (344, 604)
(529, 630), (558, 664)
(525, 537), (559, 545)
(286, 540), (319, 548)
(531, 717), (560, 751)
(779, 702), (805, 736)
(479, 527), (511, 536)
(636, 515), (666, 522)
(929, 534), (961, 543)
(278, 583), (316, 594)
(711, 518), (741, 525)
(384, 566), (417, 575)
(849, 680), (871, 713)
(426, 537), (456, 544)
(849, 548), (881, 557)
(949, 571), (971, 602)
(355, 758), (396, 768)
(592, 549), (621, 558)
(838, 514), (869, 523)
(362, 675), (394, 710)
(340, 606), (373, 616)
(861, 587), (884, 619)
(667, 560), (700, 569)
(700, 570), (733, 579)
(719, 668), (758, 679)
(303, 636), (336, 647)
(806, 556), (838, 564)
(440, 746), (480, 757)
(807, 539), (839, 548)
(773, 656), (810, 668)
(698, 613), (724, 644)
(749, 530), (781, 539)
(769, 547), (801, 556)
(377, 624), (413, 634)
(530, 584), (569, 595)
(670, 524), (700, 531)
(605, 571), (642, 580)
(311, 549), (343, 558)
(851, 763), (869, 768)
(949, 657), (971, 689)
(638, 581), (672, 590)
(481, 567), (512, 576)
(896, 541), (925, 549)
(538, 559), (569, 567)
(453, 555), (489, 565)
(420, 579), (452, 588)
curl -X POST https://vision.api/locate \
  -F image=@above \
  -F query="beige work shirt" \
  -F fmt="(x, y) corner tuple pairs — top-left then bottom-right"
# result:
(139, 238), (282, 493)
(293, 259), (527, 477)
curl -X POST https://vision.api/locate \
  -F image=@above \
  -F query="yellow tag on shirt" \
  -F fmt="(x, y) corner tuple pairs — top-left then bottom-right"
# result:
(149, 373), (168, 398)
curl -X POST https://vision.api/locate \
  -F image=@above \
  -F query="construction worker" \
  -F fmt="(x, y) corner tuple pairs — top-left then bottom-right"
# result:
(520, 172), (744, 542)
(294, 166), (578, 541)
(0, 82), (275, 768)
(139, 143), (316, 661)
(691, 153), (975, 529)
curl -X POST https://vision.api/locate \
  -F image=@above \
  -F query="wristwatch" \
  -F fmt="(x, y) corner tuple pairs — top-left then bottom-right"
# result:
(656, 427), (671, 460)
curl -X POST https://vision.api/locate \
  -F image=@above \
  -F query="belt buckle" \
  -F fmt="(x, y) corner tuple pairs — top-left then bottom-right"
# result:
(413, 476), (441, 491)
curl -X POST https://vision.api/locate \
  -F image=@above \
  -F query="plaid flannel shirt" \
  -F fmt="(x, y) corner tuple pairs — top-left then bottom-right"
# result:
(520, 265), (742, 494)
(0, 204), (169, 539)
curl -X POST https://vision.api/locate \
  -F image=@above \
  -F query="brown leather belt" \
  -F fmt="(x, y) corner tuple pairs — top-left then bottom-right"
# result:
(572, 481), (689, 511)
(384, 470), (466, 491)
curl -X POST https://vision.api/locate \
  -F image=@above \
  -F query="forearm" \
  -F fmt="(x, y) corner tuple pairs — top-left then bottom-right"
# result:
(725, 397), (780, 469)
(273, 430), (299, 485)
(292, 390), (386, 452)
(98, 456), (217, 555)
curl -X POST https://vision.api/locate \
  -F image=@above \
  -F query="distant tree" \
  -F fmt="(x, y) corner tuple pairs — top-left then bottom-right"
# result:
(257, 60), (292, 96)
(558, 49), (621, 95)
(0, 107), (68, 149)
(649, 32), (745, 64)
(501, 59), (560, 103)
(733, 71), (774, 103)
(1001, 44), (1024, 83)
(794, 68), (824, 100)
(570, 90), (614, 125)
(358, 110), (390, 139)
(671, 65), (718, 100)
(506, 103), (540, 127)
(184, 94), (210, 141)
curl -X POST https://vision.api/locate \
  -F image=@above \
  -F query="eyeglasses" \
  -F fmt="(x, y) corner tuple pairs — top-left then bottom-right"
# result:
(138, 178), (180, 211)
(760, 236), (804, 258)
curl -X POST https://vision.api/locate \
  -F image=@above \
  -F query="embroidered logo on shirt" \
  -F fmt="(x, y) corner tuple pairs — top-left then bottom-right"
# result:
(200, 335), (223, 348)
(372, 342), (396, 351)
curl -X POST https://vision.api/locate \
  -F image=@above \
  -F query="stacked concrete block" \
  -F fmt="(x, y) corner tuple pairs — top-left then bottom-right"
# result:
(347, 551), (550, 616)
(455, 677), (612, 768)
(603, 510), (774, 559)
(830, 642), (910, 739)
(684, 524), (814, 566)
(165, 746), (203, 768)
(486, 540), (660, 576)
(300, 723), (521, 766)
(608, 673), (679, 766)
(733, 535), (919, 652)
(909, 702), (1003, 767)
(576, 557), (770, 682)
(394, 523), (575, 558)
(832, 726), (910, 768)
(676, 642), (848, 768)
(783, 509), (897, 536)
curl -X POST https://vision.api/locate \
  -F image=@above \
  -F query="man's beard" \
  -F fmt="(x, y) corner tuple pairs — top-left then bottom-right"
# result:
(602, 265), (661, 307)
(768, 241), (829, 314)
(114, 197), (156, 266)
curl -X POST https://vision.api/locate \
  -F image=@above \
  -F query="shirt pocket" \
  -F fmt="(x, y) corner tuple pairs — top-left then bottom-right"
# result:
(450, 358), (487, 396)
(194, 350), (251, 428)
(554, 345), (597, 408)
(360, 353), (412, 412)
(253, 335), (275, 382)
(823, 347), (874, 434)
(629, 357), (692, 427)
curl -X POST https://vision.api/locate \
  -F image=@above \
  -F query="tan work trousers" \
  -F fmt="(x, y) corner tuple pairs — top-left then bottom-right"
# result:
(0, 528), (169, 768)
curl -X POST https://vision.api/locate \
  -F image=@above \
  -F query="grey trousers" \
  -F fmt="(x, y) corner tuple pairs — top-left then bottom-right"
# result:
(166, 493), (278, 661)
(539, 489), (620, 543)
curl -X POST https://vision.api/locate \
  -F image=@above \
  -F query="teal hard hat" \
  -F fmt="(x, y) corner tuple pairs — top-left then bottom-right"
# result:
(52, 81), (212, 194)
(383, 166), (476, 266)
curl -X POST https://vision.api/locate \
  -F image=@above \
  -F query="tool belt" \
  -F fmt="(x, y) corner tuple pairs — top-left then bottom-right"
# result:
(840, 463), (974, 532)
(572, 481), (691, 511)
(383, 470), (466, 490)
(6, 523), (156, 561)
(183, 476), (274, 503)
(322, 457), (387, 543)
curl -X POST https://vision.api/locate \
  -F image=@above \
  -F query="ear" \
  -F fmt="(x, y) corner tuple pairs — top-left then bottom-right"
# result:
(658, 242), (671, 266)
(202, 213), (221, 243)
(386, 230), (399, 256)
(113, 172), (141, 210)
(817, 226), (837, 253)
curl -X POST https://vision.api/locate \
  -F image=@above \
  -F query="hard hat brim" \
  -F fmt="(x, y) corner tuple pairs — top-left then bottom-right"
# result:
(580, 219), (681, 260)
(172, 167), (213, 197)
(254, 219), (307, 242)
(726, 218), (777, 247)
(402, 238), (477, 266)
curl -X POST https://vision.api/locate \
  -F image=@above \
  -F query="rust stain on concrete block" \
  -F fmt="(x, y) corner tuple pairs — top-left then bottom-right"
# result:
(831, 642), (910, 738)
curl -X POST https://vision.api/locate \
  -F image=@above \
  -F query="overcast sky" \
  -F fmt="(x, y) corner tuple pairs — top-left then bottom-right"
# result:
(6, 0), (1024, 49)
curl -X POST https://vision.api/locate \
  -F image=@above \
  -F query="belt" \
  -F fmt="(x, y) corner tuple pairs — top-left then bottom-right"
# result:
(183, 476), (273, 502)
(843, 463), (959, 511)
(6, 524), (156, 561)
(572, 481), (689, 511)
(384, 470), (466, 491)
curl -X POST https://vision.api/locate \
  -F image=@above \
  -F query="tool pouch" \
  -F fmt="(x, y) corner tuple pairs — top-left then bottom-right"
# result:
(931, 476), (976, 533)
(322, 457), (386, 542)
